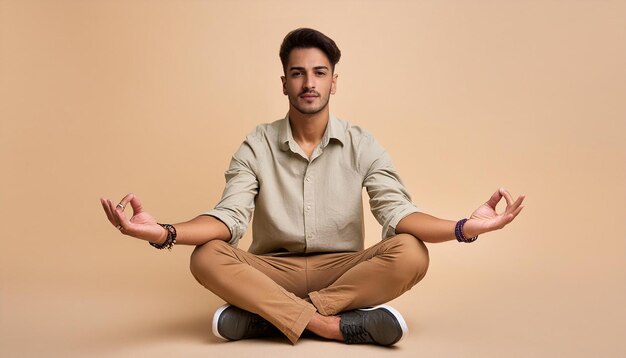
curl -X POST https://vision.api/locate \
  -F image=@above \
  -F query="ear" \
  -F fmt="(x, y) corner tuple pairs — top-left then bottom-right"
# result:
(330, 73), (338, 95)
(281, 75), (287, 95)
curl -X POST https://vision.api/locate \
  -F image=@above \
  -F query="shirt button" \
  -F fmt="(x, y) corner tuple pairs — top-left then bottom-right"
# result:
(307, 234), (313, 239)
(306, 177), (311, 182)
(306, 205), (311, 211)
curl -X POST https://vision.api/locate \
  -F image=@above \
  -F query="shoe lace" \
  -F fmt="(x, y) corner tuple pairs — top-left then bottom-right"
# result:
(343, 323), (372, 344)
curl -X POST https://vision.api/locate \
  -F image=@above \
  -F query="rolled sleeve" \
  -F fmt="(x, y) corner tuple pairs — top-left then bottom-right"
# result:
(202, 210), (247, 246)
(202, 137), (260, 247)
(383, 205), (419, 239)
(359, 133), (419, 240)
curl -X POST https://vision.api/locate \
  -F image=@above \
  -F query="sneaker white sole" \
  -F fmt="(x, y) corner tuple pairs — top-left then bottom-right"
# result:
(358, 305), (409, 344)
(212, 304), (231, 340)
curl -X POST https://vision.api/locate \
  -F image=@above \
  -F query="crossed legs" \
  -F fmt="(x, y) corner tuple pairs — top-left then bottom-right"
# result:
(189, 234), (429, 344)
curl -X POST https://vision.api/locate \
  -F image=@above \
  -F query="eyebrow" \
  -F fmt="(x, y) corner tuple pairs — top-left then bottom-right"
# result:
(288, 66), (329, 72)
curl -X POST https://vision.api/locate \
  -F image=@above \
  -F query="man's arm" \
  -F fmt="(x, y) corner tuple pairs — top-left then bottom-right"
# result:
(170, 215), (231, 245)
(101, 193), (231, 246)
(395, 188), (525, 243)
(101, 135), (261, 247)
(395, 212), (457, 243)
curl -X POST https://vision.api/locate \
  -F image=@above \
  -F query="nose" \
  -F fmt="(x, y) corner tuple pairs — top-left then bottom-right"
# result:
(303, 73), (315, 91)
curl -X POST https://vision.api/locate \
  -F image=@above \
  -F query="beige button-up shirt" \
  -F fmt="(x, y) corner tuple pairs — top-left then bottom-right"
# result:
(204, 114), (419, 255)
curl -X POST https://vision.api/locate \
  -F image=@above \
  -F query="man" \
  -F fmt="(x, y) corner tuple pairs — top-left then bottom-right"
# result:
(100, 28), (524, 346)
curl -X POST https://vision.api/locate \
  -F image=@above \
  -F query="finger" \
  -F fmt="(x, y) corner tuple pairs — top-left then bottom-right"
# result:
(128, 195), (144, 216)
(100, 198), (115, 223)
(505, 195), (525, 213)
(502, 204), (525, 225)
(112, 204), (132, 232)
(510, 205), (525, 219)
(106, 199), (122, 227)
(486, 189), (502, 209)
(115, 193), (135, 212)
(500, 188), (514, 207)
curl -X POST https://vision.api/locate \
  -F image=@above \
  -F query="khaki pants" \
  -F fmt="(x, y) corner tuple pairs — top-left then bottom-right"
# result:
(189, 233), (429, 344)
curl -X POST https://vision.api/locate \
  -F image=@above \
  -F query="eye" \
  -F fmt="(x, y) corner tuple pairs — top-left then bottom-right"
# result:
(291, 71), (303, 77)
(316, 71), (327, 77)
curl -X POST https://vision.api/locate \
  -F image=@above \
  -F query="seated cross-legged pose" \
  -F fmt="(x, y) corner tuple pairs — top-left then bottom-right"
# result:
(101, 28), (525, 346)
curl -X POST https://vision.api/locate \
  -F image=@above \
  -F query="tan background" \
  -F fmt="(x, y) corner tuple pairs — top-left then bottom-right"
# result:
(1, 0), (625, 357)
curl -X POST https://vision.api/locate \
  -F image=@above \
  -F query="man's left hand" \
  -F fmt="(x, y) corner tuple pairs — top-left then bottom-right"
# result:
(463, 188), (525, 238)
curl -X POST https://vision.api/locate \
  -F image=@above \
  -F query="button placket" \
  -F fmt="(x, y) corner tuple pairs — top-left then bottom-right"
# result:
(302, 163), (315, 252)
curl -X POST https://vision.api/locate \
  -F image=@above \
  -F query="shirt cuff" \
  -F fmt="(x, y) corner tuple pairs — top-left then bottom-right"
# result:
(201, 210), (244, 247)
(383, 205), (420, 239)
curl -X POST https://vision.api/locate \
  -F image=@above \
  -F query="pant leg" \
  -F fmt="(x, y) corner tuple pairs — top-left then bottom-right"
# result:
(308, 234), (429, 316)
(189, 240), (316, 344)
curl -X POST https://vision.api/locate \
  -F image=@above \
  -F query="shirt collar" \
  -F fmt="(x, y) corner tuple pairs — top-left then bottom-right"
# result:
(278, 113), (346, 152)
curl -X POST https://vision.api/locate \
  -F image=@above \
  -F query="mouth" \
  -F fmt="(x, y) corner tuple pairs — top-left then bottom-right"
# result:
(300, 93), (319, 101)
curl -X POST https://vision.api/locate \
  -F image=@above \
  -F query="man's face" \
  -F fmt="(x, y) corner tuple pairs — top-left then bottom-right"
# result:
(281, 47), (337, 116)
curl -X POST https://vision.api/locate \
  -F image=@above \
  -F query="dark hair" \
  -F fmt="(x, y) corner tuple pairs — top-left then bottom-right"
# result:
(279, 28), (341, 73)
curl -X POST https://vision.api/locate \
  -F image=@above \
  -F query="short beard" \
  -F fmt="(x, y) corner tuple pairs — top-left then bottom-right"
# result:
(288, 91), (331, 115)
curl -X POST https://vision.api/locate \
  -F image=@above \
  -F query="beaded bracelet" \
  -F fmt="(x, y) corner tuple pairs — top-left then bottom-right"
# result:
(150, 223), (177, 250)
(455, 218), (478, 243)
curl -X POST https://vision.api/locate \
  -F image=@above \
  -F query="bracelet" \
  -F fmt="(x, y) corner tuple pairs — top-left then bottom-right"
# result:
(150, 223), (177, 250)
(455, 218), (478, 243)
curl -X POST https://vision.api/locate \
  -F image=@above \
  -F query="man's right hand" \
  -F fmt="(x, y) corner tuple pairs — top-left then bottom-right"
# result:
(100, 193), (167, 244)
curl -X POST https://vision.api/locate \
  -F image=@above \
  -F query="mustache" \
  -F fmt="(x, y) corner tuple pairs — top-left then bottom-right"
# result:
(299, 90), (320, 96)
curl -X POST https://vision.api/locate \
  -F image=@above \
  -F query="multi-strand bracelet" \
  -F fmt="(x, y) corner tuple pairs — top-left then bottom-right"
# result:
(455, 218), (478, 243)
(150, 223), (177, 250)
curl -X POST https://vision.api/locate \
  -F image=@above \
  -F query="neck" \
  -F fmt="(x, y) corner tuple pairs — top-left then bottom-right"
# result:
(288, 107), (330, 146)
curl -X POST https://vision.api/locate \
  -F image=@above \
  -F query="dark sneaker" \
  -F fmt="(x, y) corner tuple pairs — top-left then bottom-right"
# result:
(339, 305), (408, 346)
(212, 304), (280, 341)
